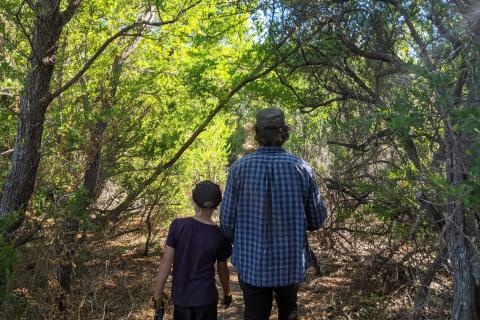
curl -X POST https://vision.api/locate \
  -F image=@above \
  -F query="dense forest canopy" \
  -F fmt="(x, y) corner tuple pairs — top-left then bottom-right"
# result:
(0, 0), (479, 319)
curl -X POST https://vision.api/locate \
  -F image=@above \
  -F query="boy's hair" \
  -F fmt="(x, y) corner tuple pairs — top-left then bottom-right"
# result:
(254, 125), (290, 147)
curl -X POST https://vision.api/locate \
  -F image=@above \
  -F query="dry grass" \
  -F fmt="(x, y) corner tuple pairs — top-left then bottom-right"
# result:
(3, 221), (452, 320)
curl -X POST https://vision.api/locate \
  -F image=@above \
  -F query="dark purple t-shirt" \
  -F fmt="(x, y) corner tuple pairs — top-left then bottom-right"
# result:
(166, 217), (232, 307)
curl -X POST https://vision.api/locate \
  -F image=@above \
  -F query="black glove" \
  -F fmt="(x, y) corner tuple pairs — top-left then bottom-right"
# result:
(223, 294), (233, 308)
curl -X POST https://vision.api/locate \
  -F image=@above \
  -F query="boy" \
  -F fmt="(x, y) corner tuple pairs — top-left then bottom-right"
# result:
(153, 180), (232, 320)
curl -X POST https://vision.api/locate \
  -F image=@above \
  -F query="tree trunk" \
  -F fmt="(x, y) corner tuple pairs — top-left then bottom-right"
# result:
(0, 1), (79, 232)
(83, 121), (107, 200)
(444, 130), (478, 319)
(444, 67), (480, 320)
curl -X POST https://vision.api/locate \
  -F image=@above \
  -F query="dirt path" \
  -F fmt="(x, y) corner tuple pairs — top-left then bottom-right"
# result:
(67, 225), (442, 320)
(69, 228), (346, 319)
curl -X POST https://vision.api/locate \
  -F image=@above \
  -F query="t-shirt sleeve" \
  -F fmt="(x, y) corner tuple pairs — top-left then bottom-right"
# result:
(216, 235), (232, 262)
(166, 219), (177, 248)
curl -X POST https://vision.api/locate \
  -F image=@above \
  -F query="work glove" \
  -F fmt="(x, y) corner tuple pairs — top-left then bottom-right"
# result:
(223, 294), (233, 308)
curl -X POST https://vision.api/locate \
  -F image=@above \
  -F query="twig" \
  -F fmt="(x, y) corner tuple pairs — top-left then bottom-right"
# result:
(100, 301), (107, 320)
(393, 2), (436, 71)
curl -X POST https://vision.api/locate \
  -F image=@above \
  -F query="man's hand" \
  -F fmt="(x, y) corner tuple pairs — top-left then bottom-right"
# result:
(223, 294), (233, 308)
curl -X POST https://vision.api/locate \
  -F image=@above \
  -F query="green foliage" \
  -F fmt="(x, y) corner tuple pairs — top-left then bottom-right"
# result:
(0, 0), (479, 317)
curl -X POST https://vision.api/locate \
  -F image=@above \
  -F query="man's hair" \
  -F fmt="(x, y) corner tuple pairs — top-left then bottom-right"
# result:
(254, 125), (290, 146)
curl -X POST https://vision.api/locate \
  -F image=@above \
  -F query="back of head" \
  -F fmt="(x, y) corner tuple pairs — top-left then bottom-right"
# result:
(254, 107), (289, 146)
(192, 180), (222, 210)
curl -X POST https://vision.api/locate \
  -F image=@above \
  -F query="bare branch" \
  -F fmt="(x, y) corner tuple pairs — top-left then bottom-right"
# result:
(299, 97), (348, 114)
(416, 191), (445, 232)
(1, 149), (14, 158)
(394, 3), (436, 71)
(13, 3), (41, 64)
(342, 58), (376, 99)
(13, 224), (42, 248)
(61, 0), (83, 25)
(338, 31), (401, 63)
(427, 13), (462, 58)
(324, 178), (370, 204)
(410, 247), (448, 320)
(327, 129), (392, 151)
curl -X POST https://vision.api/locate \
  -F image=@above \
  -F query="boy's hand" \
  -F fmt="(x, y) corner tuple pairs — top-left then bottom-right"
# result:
(222, 294), (233, 308)
(152, 293), (167, 310)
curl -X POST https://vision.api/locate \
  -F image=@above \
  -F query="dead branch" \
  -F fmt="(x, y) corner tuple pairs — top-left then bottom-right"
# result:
(410, 247), (448, 320)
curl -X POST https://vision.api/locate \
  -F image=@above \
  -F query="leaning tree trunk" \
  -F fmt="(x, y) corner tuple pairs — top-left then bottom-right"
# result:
(0, 0), (81, 233)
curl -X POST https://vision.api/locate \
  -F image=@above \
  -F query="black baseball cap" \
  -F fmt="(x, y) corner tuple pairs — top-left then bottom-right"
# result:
(255, 108), (286, 131)
(192, 180), (222, 209)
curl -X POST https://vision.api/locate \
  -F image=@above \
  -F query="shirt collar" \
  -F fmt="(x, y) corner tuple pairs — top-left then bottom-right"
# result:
(256, 146), (285, 153)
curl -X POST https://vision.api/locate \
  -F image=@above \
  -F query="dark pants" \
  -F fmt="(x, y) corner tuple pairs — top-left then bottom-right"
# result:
(173, 303), (217, 320)
(239, 279), (299, 320)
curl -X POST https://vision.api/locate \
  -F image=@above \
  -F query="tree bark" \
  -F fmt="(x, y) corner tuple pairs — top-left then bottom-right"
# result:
(444, 61), (479, 319)
(444, 2), (480, 315)
(444, 124), (478, 320)
(0, 0), (81, 231)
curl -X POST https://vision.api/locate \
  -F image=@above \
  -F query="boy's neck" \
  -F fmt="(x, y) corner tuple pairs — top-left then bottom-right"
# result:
(194, 209), (215, 224)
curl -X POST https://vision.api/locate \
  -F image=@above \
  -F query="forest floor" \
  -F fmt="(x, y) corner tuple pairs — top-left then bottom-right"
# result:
(10, 217), (451, 320)
(53, 216), (451, 320)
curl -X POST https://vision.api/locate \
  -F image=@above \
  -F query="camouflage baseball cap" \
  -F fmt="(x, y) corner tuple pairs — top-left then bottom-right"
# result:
(255, 108), (286, 131)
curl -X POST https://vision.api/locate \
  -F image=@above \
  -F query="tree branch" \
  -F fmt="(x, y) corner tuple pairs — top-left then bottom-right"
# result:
(299, 97), (348, 114)
(0, 149), (14, 158)
(61, 0), (83, 25)
(327, 129), (392, 151)
(394, 3), (436, 72)
(13, 2), (41, 65)
(48, 3), (200, 102)
(341, 58), (376, 100)
(107, 49), (298, 217)
(410, 246), (448, 320)
(427, 13), (462, 61)
(416, 191), (445, 232)
(338, 31), (401, 63)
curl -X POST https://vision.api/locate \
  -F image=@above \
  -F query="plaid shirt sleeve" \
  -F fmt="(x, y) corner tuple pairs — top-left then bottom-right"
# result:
(220, 165), (237, 241)
(305, 168), (328, 231)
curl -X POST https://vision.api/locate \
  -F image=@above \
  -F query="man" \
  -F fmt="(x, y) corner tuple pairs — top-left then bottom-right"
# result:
(220, 107), (327, 320)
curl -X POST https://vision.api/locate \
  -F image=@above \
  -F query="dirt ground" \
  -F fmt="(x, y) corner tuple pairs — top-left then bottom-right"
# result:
(7, 218), (451, 320)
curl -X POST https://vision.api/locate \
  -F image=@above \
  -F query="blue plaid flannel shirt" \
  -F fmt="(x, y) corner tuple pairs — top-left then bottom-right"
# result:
(220, 146), (327, 287)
